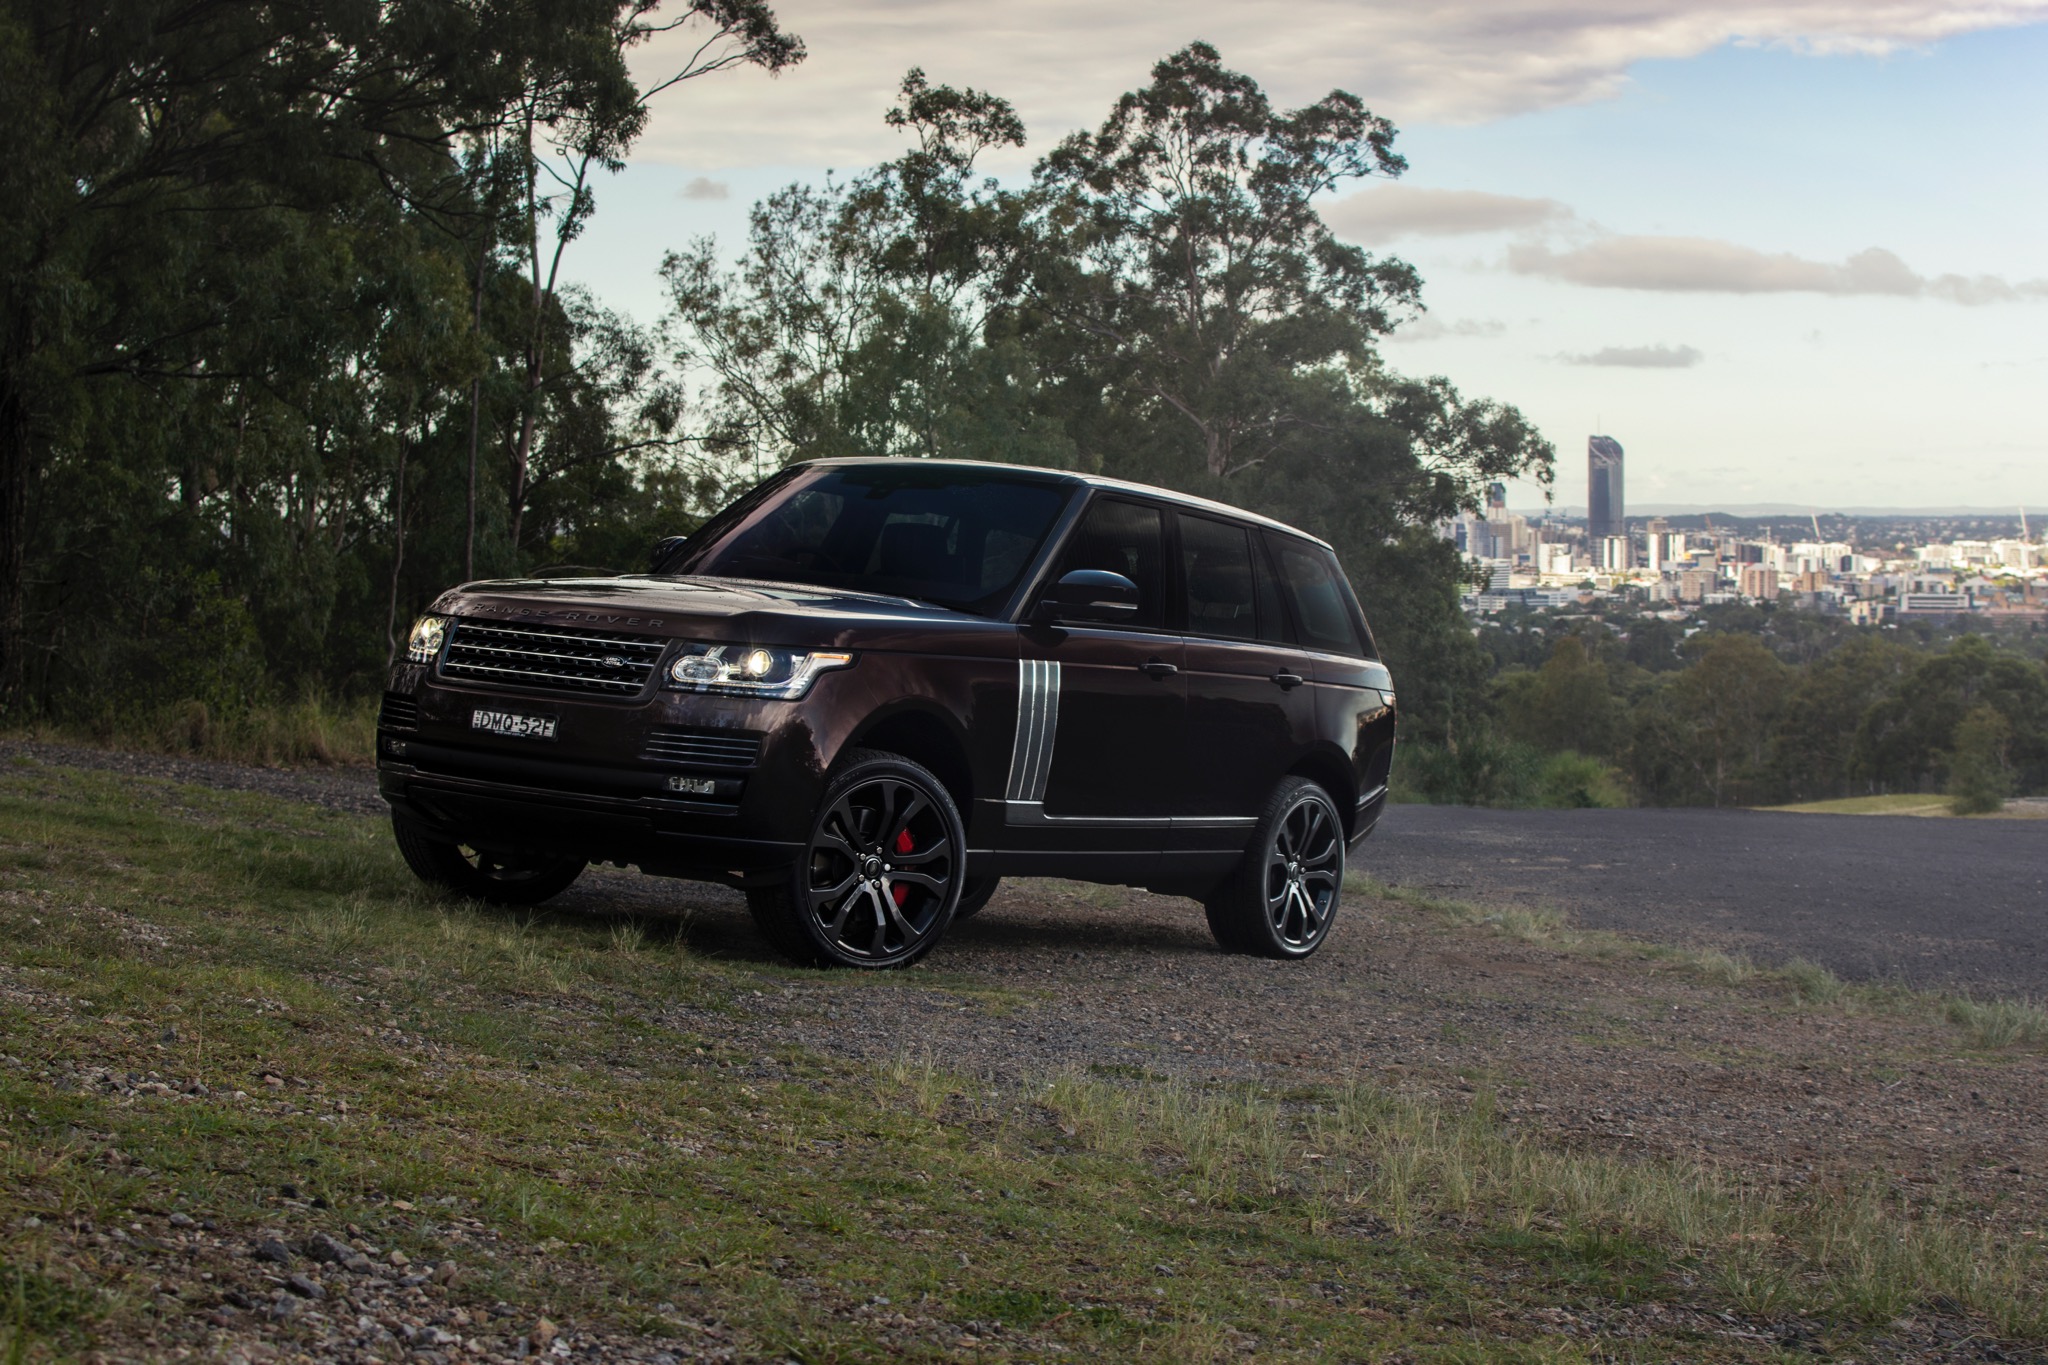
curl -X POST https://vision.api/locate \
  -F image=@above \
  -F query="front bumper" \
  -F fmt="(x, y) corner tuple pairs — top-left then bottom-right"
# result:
(376, 671), (825, 880)
(378, 759), (802, 880)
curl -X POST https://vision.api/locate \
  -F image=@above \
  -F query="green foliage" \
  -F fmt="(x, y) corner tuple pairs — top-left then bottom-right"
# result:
(1626, 634), (1792, 807)
(1947, 703), (2015, 815)
(0, 1), (802, 723)
(1392, 734), (1625, 809)
(1496, 636), (1619, 756)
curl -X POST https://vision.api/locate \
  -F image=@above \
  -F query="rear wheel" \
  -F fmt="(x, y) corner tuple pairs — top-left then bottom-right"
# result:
(747, 750), (963, 968)
(1204, 777), (1344, 958)
(951, 876), (1001, 921)
(391, 819), (586, 906)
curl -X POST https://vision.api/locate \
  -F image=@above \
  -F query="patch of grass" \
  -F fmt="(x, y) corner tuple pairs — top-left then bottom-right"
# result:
(1945, 996), (2048, 1050)
(3, 691), (376, 767)
(1760, 793), (2047, 819)
(0, 763), (2041, 1360)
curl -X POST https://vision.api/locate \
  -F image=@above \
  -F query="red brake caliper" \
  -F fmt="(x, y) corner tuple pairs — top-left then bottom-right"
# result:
(891, 828), (915, 905)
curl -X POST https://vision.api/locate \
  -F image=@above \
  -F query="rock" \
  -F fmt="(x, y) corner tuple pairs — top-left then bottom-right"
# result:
(534, 1317), (558, 1346)
(269, 1292), (299, 1320)
(168, 1212), (195, 1228)
(432, 1261), (458, 1284)
(252, 1238), (294, 1265)
(304, 1232), (356, 1264)
(387, 1248), (410, 1267)
(286, 1274), (326, 1301)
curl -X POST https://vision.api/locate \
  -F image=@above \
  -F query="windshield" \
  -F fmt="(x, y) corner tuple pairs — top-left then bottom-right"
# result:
(665, 464), (1074, 616)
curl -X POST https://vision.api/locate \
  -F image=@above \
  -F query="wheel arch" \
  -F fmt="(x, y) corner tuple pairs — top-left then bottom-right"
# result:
(847, 702), (976, 817)
(1287, 745), (1360, 841)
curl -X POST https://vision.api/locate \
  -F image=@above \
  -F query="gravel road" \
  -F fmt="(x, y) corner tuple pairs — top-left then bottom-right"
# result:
(1364, 802), (2048, 996)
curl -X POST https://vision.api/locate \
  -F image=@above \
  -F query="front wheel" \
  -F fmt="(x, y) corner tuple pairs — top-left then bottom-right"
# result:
(1205, 777), (1344, 959)
(746, 750), (964, 968)
(391, 819), (586, 906)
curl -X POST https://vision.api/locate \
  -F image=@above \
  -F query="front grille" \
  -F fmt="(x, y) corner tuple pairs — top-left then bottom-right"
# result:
(378, 692), (420, 730)
(641, 727), (763, 768)
(439, 619), (667, 696)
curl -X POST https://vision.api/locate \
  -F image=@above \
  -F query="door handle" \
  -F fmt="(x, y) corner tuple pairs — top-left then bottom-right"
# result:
(1141, 658), (1178, 679)
(1271, 670), (1305, 689)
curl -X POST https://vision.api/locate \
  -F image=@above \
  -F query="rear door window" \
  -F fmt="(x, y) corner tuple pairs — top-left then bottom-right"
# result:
(1265, 534), (1368, 658)
(1182, 513), (1285, 642)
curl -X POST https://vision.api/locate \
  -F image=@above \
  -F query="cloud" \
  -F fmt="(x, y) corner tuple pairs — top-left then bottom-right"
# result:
(1325, 186), (1570, 243)
(627, 1), (2048, 168)
(1386, 314), (1508, 342)
(1562, 343), (1704, 368)
(679, 176), (730, 201)
(1508, 237), (2048, 303)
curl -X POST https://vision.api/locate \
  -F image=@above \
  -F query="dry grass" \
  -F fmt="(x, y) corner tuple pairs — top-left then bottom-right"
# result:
(5, 693), (377, 767)
(1043, 1071), (2048, 1338)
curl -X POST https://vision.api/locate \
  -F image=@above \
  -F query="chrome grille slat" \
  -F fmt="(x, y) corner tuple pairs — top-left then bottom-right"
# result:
(440, 619), (665, 697)
(641, 728), (763, 768)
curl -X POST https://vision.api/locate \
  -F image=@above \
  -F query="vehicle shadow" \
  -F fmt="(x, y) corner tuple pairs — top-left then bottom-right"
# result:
(497, 870), (1223, 966)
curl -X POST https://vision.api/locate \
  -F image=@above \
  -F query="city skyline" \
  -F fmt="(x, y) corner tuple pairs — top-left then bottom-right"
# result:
(562, 3), (2048, 509)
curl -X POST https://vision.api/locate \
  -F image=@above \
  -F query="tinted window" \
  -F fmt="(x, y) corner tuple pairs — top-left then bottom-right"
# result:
(670, 465), (1069, 615)
(1180, 514), (1258, 640)
(1266, 534), (1365, 657)
(1058, 498), (1166, 628)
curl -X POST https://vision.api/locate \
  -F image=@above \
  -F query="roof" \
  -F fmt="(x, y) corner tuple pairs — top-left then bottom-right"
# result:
(795, 457), (1332, 550)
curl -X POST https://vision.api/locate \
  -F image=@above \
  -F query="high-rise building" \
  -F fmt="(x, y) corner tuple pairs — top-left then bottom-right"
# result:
(1588, 435), (1625, 541)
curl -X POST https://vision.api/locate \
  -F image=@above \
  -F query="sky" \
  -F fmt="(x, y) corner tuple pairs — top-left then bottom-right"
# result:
(563, 1), (2048, 514)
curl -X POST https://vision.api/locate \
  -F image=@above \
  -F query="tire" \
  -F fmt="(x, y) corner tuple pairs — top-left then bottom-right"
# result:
(391, 818), (587, 906)
(746, 749), (964, 968)
(1204, 777), (1344, 959)
(951, 876), (1001, 921)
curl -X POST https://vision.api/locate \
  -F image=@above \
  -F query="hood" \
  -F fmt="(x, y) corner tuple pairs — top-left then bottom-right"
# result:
(429, 574), (997, 650)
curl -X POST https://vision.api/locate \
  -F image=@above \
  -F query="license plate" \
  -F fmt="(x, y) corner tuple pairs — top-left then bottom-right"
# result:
(471, 709), (558, 741)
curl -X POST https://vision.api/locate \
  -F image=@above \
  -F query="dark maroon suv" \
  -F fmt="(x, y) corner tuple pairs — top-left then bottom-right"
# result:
(379, 459), (1396, 967)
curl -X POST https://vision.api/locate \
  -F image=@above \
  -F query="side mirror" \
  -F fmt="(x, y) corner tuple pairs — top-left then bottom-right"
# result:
(649, 535), (688, 574)
(1037, 569), (1141, 624)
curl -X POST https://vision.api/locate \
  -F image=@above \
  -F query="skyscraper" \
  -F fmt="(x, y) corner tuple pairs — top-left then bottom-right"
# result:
(1588, 435), (1625, 542)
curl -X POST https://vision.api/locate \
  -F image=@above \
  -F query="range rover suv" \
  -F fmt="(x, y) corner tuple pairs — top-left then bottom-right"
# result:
(378, 459), (1396, 968)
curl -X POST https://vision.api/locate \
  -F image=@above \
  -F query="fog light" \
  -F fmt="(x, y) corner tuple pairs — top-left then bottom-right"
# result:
(665, 775), (716, 796)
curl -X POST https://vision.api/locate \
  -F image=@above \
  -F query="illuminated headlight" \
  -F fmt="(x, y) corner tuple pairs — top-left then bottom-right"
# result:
(406, 615), (452, 663)
(664, 644), (853, 699)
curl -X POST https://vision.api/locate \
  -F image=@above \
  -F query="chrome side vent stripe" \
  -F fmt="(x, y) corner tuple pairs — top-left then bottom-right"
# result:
(1005, 659), (1061, 803)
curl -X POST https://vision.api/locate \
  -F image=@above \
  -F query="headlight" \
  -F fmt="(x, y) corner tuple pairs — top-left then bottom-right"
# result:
(664, 643), (853, 699)
(406, 615), (452, 663)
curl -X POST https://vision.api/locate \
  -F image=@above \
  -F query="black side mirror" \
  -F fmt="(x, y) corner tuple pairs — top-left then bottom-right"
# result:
(1037, 569), (1141, 624)
(650, 535), (688, 574)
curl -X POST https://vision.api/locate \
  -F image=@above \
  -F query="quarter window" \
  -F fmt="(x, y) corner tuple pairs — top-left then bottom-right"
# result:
(1058, 498), (1165, 628)
(1266, 534), (1366, 657)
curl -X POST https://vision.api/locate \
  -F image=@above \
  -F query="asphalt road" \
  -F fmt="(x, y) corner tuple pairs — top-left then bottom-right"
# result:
(1362, 803), (2048, 996)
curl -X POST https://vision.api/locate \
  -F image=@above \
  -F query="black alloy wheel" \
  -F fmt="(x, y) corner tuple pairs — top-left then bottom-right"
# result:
(1205, 777), (1344, 958)
(747, 749), (963, 968)
(391, 819), (587, 906)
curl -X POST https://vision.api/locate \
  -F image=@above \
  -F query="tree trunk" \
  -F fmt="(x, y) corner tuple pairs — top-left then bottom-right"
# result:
(384, 436), (410, 671)
(0, 368), (29, 710)
(465, 229), (488, 581)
